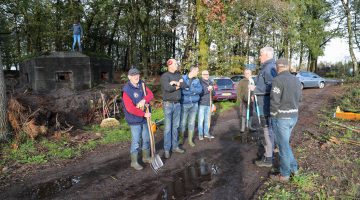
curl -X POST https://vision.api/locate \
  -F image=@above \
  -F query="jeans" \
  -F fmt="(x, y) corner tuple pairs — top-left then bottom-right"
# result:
(130, 123), (150, 154)
(72, 34), (82, 51)
(262, 116), (274, 158)
(271, 117), (298, 177)
(163, 102), (181, 151)
(198, 105), (210, 137)
(180, 103), (198, 134)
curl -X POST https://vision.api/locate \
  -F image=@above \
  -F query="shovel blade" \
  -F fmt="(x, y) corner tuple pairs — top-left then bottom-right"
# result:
(151, 154), (163, 172)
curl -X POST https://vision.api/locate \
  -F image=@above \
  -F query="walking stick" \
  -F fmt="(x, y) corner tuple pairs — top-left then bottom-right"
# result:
(208, 90), (212, 131)
(246, 78), (255, 128)
(253, 95), (261, 126)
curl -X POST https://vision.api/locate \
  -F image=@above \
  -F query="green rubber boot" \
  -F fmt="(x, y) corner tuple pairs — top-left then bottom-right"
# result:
(178, 132), (184, 145)
(130, 153), (143, 170)
(142, 149), (151, 164)
(188, 131), (195, 147)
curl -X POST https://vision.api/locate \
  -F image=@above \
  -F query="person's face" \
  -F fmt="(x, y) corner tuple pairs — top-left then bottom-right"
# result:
(168, 60), (178, 72)
(191, 67), (199, 77)
(128, 74), (140, 85)
(244, 70), (252, 79)
(202, 71), (209, 80)
(259, 52), (267, 64)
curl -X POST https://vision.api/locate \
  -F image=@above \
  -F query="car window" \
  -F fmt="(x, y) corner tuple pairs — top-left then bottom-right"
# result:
(215, 79), (233, 86)
(231, 76), (243, 82)
(300, 72), (310, 77)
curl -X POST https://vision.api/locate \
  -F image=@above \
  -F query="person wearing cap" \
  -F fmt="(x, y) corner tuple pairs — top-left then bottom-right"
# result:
(249, 46), (277, 167)
(198, 70), (214, 140)
(180, 65), (202, 147)
(160, 59), (187, 159)
(269, 58), (302, 182)
(122, 68), (154, 170)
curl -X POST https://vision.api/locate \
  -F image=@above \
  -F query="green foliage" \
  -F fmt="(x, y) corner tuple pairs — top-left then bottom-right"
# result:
(262, 186), (295, 200)
(292, 173), (317, 192)
(215, 101), (237, 113)
(3, 140), (47, 164)
(86, 125), (131, 144)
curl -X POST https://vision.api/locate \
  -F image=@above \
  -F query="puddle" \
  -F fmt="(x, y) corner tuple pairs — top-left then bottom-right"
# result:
(157, 158), (218, 200)
(20, 176), (81, 199)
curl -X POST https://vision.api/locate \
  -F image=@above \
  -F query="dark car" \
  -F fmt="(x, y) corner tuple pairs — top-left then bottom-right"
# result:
(230, 75), (244, 83)
(296, 71), (326, 89)
(212, 77), (237, 101)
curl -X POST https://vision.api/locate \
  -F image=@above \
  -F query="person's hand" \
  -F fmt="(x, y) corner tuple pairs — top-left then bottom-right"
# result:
(249, 85), (256, 91)
(136, 99), (146, 109)
(207, 86), (213, 91)
(144, 112), (151, 118)
(251, 96), (254, 102)
(179, 79), (183, 83)
(169, 81), (177, 86)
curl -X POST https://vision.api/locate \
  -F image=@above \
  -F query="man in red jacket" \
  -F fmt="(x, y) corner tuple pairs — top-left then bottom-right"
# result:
(122, 68), (153, 170)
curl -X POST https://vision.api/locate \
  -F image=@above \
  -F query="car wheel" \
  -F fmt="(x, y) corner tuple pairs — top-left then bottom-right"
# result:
(300, 83), (304, 90)
(319, 82), (325, 89)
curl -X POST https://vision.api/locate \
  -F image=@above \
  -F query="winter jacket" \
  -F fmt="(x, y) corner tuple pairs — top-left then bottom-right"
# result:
(122, 80), (153, 125)
(181, 75), (202, 104)
(270, 71), (302, 118)
(72, 23), (83, 36)
(254, 58), (277, 116)
(160, 71), (188, 102)
(199, 78), (213, 106)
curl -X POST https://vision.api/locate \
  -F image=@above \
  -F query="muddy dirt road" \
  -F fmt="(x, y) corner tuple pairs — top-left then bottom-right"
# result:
(0, 85), (342, 200)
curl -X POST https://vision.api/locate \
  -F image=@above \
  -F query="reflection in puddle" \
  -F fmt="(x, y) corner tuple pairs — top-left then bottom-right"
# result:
(21, 176), (81, 199)
(157, 158), (218, 200)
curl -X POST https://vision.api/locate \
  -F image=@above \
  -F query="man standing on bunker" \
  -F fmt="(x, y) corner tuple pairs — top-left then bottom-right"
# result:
(71, 19), (83, 52)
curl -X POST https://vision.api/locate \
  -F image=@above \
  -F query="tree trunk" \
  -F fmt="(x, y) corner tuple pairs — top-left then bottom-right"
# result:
(0, 48), (10, 142)
(342, 0), (358, 75)
(196, 0), (209, 71)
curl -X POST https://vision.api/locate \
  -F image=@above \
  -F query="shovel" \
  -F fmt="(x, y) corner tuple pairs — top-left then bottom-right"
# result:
(142, 83), (163, 173)
(145, 105), (164, 173)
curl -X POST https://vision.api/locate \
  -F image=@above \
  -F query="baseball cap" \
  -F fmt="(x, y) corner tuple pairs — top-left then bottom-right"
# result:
(128, 68), (140, 76)
(276, 58), (289, 67)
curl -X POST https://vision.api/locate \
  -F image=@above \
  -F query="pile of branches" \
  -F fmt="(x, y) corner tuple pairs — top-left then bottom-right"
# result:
(7, 97), (73, 145)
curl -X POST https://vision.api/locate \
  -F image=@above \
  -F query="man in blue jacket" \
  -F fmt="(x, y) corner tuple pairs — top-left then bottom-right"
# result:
(180, 66), (202, 147)
(249, 46), (277, 167)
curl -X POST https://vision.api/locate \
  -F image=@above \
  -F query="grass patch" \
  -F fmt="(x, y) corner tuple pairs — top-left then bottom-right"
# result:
(3, 140), (47, 164)
(262, 186), (296, 200)
(292, 173), (317, 192)
(215, 101), (237, 112)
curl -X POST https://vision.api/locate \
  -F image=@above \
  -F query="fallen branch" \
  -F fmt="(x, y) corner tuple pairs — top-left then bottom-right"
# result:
(329, 121), (360, 133)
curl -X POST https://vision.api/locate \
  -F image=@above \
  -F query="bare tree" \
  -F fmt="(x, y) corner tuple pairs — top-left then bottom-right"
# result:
(341, 0), (358, 75)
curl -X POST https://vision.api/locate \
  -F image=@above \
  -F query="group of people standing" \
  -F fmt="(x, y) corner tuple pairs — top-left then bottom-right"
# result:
(122, 58), (215, 170)
(238, 47), (302, 182)
(122, 46), (302, 183)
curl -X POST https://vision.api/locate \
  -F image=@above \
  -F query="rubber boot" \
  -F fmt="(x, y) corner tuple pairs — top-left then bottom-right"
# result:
(142, 149), (151, 164)
(240, 117), (246, 133)
(188, 131), (195, 147)
(178, 132), (184, 145)
(130, 153), (143, 170)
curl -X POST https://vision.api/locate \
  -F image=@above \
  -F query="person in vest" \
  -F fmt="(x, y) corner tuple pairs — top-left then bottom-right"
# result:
(180, 65), (202, 147)
(249, 46), (277, 167)
(198, 70), (215, 140)
(122, 68), (153, 170)
(160, 59), (186, 159)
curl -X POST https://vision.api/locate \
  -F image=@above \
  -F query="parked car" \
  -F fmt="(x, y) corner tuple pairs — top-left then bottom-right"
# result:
(212, 77), (237, 101)
(230, 75), (244, 84)
(296, 71), (326, 89)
